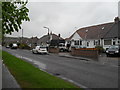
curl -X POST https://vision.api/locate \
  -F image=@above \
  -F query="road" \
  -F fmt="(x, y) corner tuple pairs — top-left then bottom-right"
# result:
(3, 48), (119, 88)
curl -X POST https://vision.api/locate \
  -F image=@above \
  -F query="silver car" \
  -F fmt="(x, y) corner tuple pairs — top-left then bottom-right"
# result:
(32, 46), (48, 54)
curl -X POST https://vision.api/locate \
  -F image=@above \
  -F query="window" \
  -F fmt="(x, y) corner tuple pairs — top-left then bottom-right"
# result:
(94, 40), (100, 45)
(95, 41), (98, 45)
(74, 40), (79, 45)
(104, 39), (112, 45)
(98, 40), (100, 45)
(87, 42), (89, 46)
(80, 40), (82, 45)
(113, 41), (116, 45)
(94, 40), (96, 45)
(118, 41), (120, 44)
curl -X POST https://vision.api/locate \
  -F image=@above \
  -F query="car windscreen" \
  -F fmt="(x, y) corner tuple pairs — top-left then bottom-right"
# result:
(40, 47), (46, 48)
(109, 45), (119, 49)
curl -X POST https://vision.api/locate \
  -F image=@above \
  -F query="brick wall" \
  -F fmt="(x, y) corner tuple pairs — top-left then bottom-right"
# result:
(71, 48), (99, 60)
(48, 48), (59, 53)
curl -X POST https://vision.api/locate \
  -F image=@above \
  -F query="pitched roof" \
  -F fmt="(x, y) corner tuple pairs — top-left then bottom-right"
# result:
(103, 21), (120, 39)
(37, 33), (63, 44)
(76, 22), (114, 39)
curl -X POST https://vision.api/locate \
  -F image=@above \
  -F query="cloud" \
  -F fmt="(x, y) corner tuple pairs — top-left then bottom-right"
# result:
(7, 2), (118, 39)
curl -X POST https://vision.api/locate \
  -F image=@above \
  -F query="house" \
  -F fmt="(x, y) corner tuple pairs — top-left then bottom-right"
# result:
(4, 36), (39, 48)
(66, 17), (120, 50)
(37, 32), (64, 47)
(29, 36), (39, 48)
(4, 37), (20, 45)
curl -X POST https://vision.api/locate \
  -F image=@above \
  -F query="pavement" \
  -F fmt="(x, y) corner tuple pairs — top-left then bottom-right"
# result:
(2, 48), (118, 88)
(0, 59), (2, 90)
(2, 63), (21, 89)
(0, 46), (20, 89)
(58, 52), (119, 67)
(58, 53), (93, 61)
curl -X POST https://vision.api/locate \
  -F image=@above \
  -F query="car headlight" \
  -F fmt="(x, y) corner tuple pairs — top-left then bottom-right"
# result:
(115, 51), (119, 53)
(106, 51), (109, 53)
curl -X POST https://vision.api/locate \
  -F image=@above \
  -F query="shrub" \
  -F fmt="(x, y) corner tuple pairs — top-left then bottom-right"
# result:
(19, 43), (31, 50)
(95, 45), (105, 53)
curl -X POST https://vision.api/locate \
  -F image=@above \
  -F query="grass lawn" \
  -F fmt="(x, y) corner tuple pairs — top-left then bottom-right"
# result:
(2, 51), (80, 88)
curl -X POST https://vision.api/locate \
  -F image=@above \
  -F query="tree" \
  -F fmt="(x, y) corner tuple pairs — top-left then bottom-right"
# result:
(2, 0), (30, 35)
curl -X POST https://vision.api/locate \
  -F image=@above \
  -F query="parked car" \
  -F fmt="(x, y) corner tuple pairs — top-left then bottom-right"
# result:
(32, 46), (48, 54)
(59, 43), (66, 52)
(11, 43), (18, 49)
(6, 45), (10, 48)
(106, 45), (120, 57)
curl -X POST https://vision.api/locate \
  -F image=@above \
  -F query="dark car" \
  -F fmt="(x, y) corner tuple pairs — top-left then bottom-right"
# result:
(106, 45), (120, 57)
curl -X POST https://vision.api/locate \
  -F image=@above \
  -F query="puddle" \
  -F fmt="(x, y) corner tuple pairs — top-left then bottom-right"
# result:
(33, 60), (46, 69)
(54, 73), (60, 76)
(15, 54), (46, 70)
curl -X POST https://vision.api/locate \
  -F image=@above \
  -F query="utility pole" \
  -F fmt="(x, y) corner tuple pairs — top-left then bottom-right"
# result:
(22, 29), (23, 43)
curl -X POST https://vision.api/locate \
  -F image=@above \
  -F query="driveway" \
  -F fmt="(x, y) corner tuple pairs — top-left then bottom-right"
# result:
(98, 53), (119, 67)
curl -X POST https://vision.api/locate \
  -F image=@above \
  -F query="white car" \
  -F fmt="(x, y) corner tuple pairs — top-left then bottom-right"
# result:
(11, 43), (18, 49)
(32, 46), (48, 54)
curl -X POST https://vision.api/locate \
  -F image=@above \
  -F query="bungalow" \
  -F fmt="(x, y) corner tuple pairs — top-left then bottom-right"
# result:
(37, 32), (64, 47)
(66, 17), (120, 50)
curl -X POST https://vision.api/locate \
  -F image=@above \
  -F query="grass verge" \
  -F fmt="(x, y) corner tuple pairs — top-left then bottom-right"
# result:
(2, 51), (79, 88)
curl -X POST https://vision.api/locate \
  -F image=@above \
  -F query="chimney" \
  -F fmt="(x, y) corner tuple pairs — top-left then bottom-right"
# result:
(58, 34), (60, 39)
(114, 17), (120, 23)
(58, 34), (60, 37)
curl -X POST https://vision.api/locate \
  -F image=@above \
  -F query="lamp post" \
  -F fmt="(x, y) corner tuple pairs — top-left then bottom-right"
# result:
(43, 26), (50, 46)
(43, 26), (49, 35)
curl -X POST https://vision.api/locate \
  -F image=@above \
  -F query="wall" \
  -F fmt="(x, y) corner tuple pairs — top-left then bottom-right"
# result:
(71, 48), (99, 60)
(48, 47), (59, 53)
(70, 32), (82, 46)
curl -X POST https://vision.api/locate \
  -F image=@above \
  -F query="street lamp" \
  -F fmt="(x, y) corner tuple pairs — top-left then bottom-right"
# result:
(43, 26), (49, 35)
(43, 26), (50, 46)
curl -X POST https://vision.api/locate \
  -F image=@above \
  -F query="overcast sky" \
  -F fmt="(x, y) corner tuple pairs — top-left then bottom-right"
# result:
(7, 0), (119, 39)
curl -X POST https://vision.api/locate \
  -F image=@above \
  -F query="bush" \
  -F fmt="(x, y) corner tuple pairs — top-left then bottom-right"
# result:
(9, 43), (13, 47)
(95, 46), (105, 53)
(19, 43), (31, 50)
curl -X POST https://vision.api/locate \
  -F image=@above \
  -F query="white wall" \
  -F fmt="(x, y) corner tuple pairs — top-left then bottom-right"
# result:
(70, 32), (97, 48)
(81, 40), (96, 48)
(69, 32), (120, 49)
(70, 32), (82, 46)
(88, 40), (95, 48)
(71, 32), (82, 40)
